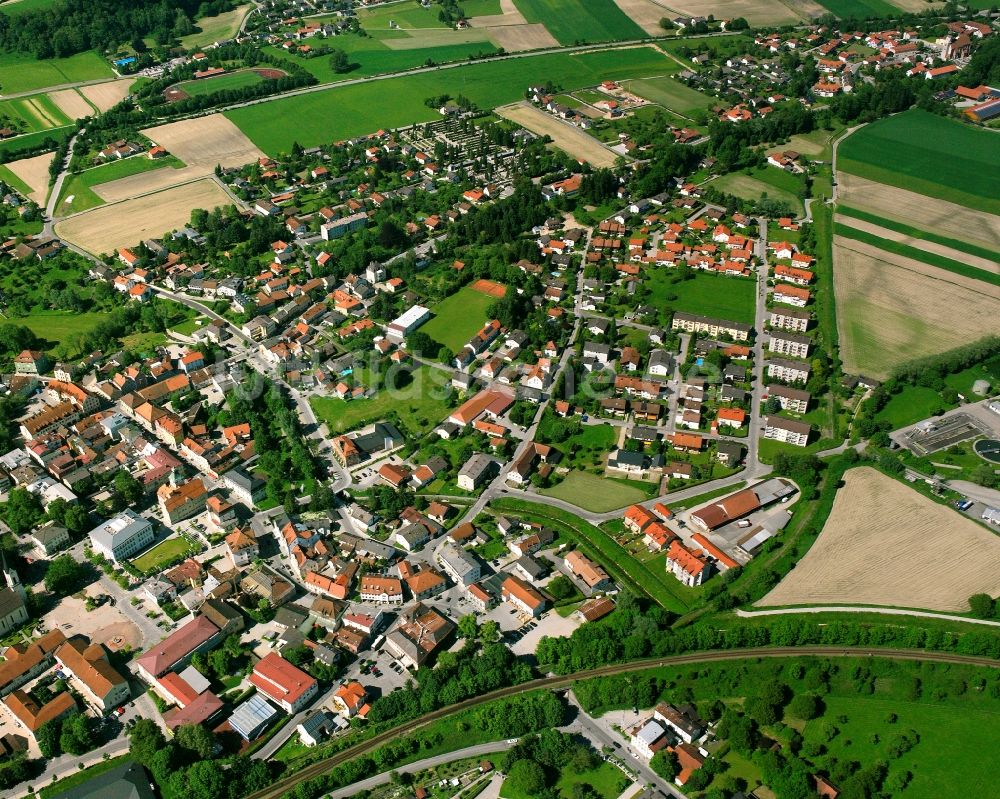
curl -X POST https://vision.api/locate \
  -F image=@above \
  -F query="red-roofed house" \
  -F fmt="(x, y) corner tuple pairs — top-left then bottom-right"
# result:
(250, 652), (318, 713)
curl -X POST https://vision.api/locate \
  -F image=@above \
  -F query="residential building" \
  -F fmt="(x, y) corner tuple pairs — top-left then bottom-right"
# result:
(666, 540), (711, 587)
(457, 453), (500, 490)
(767, 358), (810, 384)
(501, 575), (547, 618)
(157, 476), (207, 525)
(436, 542), (481, 586)
(359, 576), (404, 604)
(331, 681), (367, 717)
(671, 312), (751, 341)
(767, 384), (810, 414)
(564, 550), (612, 592)
(385, 603), (455, 669)
(768, 332), (811, 358)
(31, 521), (70, 556)
(764, 416), (811, 447)
(769, 307), (810, 332)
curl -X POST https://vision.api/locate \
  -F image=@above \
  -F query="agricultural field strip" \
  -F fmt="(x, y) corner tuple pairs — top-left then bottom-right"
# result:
(496, 102), (620, 167)
(759, 467), (1000, 612)
(834, 216), (1000, 278)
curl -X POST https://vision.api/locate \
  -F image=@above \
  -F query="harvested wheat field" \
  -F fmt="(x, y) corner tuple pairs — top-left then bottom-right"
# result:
(468, 0), (527, 26)
(141, 113), (265, 171)
(48, 88), (93, 120)
(836, 214), (1000, 276)
(498, 102), (619, 167)
(670, 0), (804, 25)
(469, 0), (558, 50)
(80, 79), (135, 112)
(837, 172), (1000, 253)
(759, 467), (1000, 612)
(833, 236), (1000, 378)
(5, 151), (54, 204)
(613, 0), (671, 35)
(92, 165), (201, 203)
(56, 178), (234, 254)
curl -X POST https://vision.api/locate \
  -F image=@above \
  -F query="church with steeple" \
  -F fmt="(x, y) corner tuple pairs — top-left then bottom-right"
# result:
(0, 552), (29, 635)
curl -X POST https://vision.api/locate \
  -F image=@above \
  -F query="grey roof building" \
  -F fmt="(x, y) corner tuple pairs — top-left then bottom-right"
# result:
(230, 694), (279, 740)
(435, 541), (481, 586)
(49, 760), (156, 799)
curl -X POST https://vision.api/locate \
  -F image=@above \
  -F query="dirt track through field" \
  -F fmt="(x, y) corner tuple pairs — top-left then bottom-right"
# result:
(55, 178), (235, 254)
(833, 236), (1000, 377)
(758, 467), (1000, 612)
(5, 151), (54, 204)
(837, 172), (1000, 253)
(497, 101), (619, 167)
(836, 214), (1000, 275)
(80, 79), (135, 112)
(48, 88), (93, 120)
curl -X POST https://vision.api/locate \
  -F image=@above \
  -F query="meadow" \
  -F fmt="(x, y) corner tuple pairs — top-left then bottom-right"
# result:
(0, 50), (112, 95)
(540, 470), (652, 513)
(56, 155), (185, 214)
(0, 93), (70, 133)
(874, 386), (947, 429)
(708, 166), (805, 215)
(813, 0), (900, 16)
(179, 3), (253, 49)
(624, 75), (715, 115)
(838, 110), (1000, 214)
(227, 46), (677, 154)
(310, 365), (452, 435)
(421, 285), (498, 353)
(512, 0), (647, 44)
(15, 310), (110, 357)
(644, 270), (757, 324)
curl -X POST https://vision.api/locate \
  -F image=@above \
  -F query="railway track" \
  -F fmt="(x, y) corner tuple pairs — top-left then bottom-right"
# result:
(246, 646), (1000, 799)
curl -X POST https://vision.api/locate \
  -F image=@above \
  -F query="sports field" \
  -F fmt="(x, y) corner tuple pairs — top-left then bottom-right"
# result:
(540, 470), (650, 513)
(759, 467), (1000, 611)
(55, 178), (234, 254)
(708, 167), (805, 215)
(512, 0), (647, 43)
(833, 237), (1000, 378)
(310, 366), (452, 434)
(838, 110), (1000, 214)
(56, 155), (186, 215)
(497, 102), (620, 167)
(227, 46), (676, 154)
(0, 50), (112, 95)
(422, 285), (499, 352)
(624, 76), (715, 115)
(172, 69), (270, 98)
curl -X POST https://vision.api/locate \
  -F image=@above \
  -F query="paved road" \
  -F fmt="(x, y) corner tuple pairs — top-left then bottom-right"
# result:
(736, 606), (1000, 627)
(325, 741), (511, 799)
(42, 130), (80, 232)
(244, 645), (1000, 799)
(148, 285), (254, 345)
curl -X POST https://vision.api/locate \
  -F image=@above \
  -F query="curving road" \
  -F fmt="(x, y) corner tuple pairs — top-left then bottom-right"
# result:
(244, 646), (1000, 799)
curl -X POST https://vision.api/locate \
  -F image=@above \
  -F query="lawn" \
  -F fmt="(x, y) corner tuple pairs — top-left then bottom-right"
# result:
(643, 270), (757, 325)
(421, 285), (499, 353)
(836, 205), (1000, 261)
(228, 46), (675, 154)
(540, 470), (650, 513)
(179, 3), (253, 49)
(838, 110), (1000, 214)
(624, 76), (714, 115)
(512, 0), (646, 44)
(0, 49), (112, 95)
(16, 311), (110, 357)
(708, 166), (805, 215)
(310, 365), (453, 435)
(833, 222), (1000, 288)
(56, 154), (186, 214)
(503, 761), (627, 799)
(174, 69), (268, 97)
(813, 0), (900, 17)
(875, 386), (947, 429)
(131, 536), (196, 574)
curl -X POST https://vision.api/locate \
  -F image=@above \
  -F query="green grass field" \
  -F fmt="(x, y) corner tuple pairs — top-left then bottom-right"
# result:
(0, 126), (70, 159)
(513, 0), (646, 44)
(179, 4), (253, 49)
(540, 470), (650, 513)
(56, 154), (185, 214)
(833, 222), (1000, 288)
(175, 69), (268, 97)
(647, 270), (757, 324)
(0, 94), (71, 133)
(131, 537), (195, 574)
(16, 311), (111, 357)
(459, 0), (502, 15)
(0, 0), (57, 15)
(0, 164), (32, 195)
(230, 46), (675, 153)
(708, 166), (805, 215)
(838, 110), (1000, 214)
(421, 285), (499, 353)
(875, 386), (947, 429)
(310, 365), (452, 435)
(836, 205), (1000, 261)
(360, 3), (450, 29)
(0, 50), (113, 94)
(813, 0), (899, 17)
(624, 76), (714, 114)
(503, 760), (627, 799)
